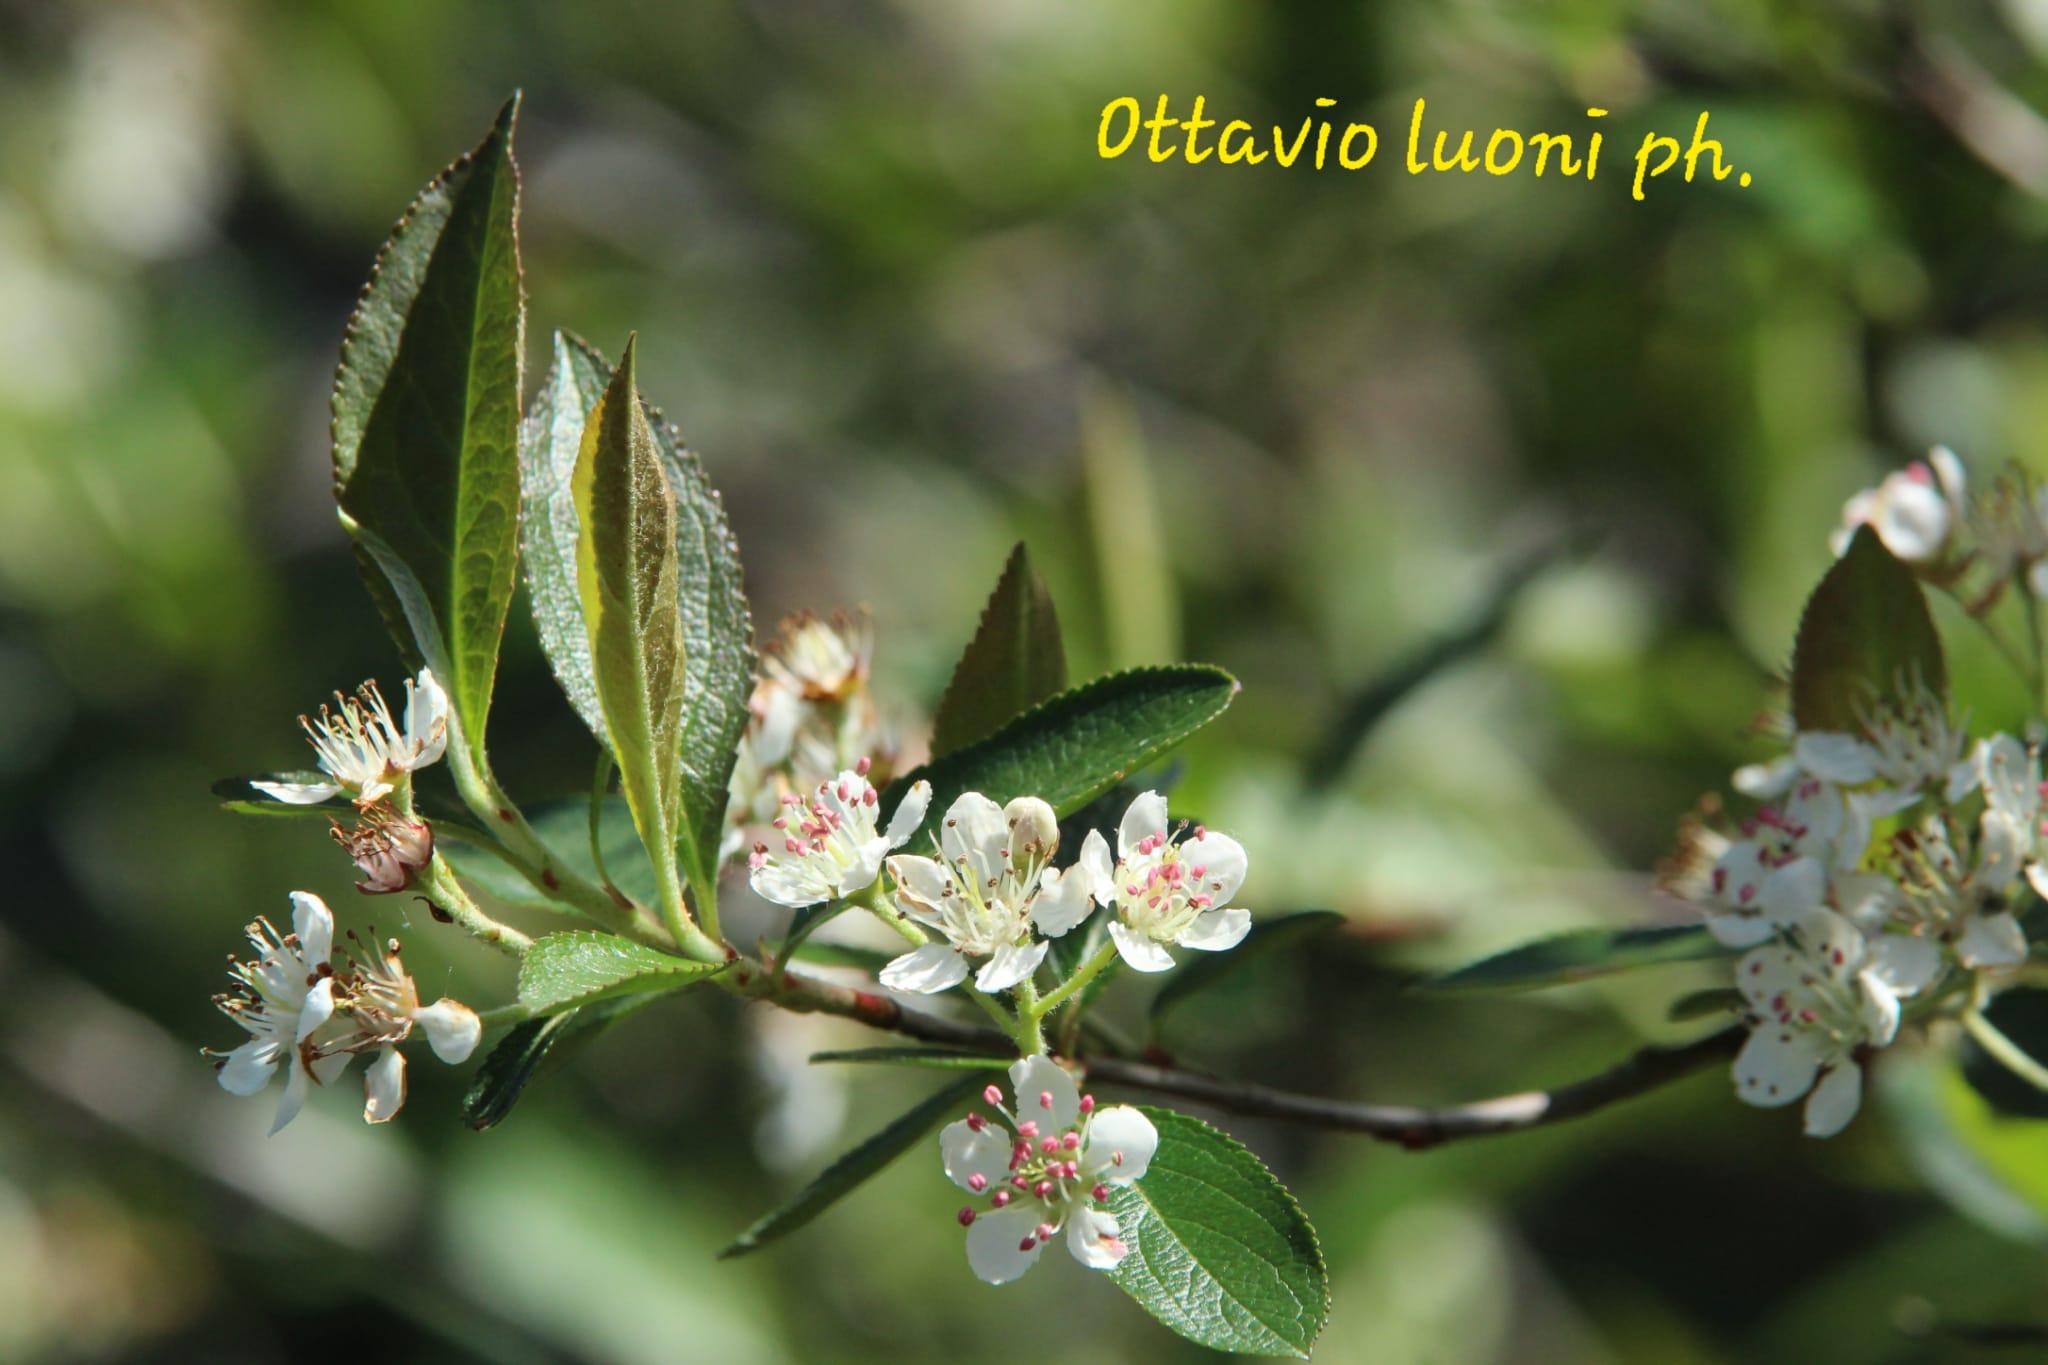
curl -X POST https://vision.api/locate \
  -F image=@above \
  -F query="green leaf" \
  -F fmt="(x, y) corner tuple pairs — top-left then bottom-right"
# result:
(517, 931), (727, 1015)
(1107, 1107), (1328, 1358)
(519, 333), (612, 741)
(807, 1047), (1012, 1070)
(441, 794), (655, 912)
(460, 993), (660, 1131)
(719, 1076), (983, 1259)
(211, 773), (353, 818)
(333, 95), (525, 764)
(881, 665), (1238, 850)
(1422, 924), (1729, 993)
(1151, 911), (1344, 1029)
(779, 900), (850, 964)
(521, 331), (754, 918)
(574, 338), (687, 900)
(1667, 987), (1744, 1022)
(1790, 524), (1947, 735)
(930, 542), (1067, 758)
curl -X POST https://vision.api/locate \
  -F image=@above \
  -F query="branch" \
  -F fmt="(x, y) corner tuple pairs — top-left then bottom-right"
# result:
(747, 963), (1742, 1149)
(1900, 28), (2048, 199)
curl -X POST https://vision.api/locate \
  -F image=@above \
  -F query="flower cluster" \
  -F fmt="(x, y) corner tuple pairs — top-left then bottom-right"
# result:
(1668, 682), (2038, 1136)
(258, 667), (449, 893)
(1835, 445), (2048, 609)
(209, 892), (479, 1133)
(940, 1057), (1156, 1284)
(745, 758), (931, 907)
(725, 611), (900, 861)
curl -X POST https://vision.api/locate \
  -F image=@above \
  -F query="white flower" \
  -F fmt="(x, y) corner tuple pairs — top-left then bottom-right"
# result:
(1746, 692), (1973, 811)
(1733, 908), (1940, 1137)
(210, 892), (344, 1135)
(1914, 733), (2038, 970)
(333, 931), (482, 1123)
(1830, 447), (1965, 564)
(1698, 774), (1905, 946)
(879, 793), (1095, 995)
(763, 609), (871, 702)
(747, 759), (931, 907)
(330, 809), (435, 894)
(253, 668), (450, 807)
(1078, 791), (1251, 973)
(939, 1056), (1157, 1284)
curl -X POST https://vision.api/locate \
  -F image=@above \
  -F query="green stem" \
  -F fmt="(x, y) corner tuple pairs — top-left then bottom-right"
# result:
(2025, 583), (2046, 713)
(476, 1002), (531, 1029)
(1032, 940), (1119, 1020)
(867, 889), (928, 947)
(1012, 977), (1045, 1055)
(1963, 1007), (2048, 1092)
(962, 984), (1020, 1041)
(415, 855), (533, 958)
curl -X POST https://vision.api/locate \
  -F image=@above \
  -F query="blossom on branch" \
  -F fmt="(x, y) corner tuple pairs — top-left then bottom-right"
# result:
(747, 759), (931, 907)
(252, 668), (449, 807)
(1079, 791), (1251, 972)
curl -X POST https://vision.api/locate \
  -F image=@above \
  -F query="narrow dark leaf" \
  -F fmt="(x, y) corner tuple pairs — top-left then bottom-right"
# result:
(1791, 524), (1947, 734)
(1422, 924), (1729, 994)
(930, 542), (1067, 758)
(1667, 987), (1744, 1022)
(719, 1077), (984, 1258)
(808, 1048), (1012, 1070)
(460, 993), (659, 1131)
(333, 95), (525, 762)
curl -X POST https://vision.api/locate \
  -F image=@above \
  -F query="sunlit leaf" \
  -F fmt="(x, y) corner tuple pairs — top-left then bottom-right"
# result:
(1107, 1107), (1328, 1358)
(517, 930), (728, 1015)
(930, 542), (1067, 758)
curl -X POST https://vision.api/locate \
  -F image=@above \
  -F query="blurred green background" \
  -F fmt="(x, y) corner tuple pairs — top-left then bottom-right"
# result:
(11, 1), (2048, 1360)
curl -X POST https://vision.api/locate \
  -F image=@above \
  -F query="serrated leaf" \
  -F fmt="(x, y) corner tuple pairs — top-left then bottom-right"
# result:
(930, 543), (1067, 758)
(881, 665), (1237, 851)
(521, 331), (754, 919)
(807, 1047), (1012, 1070)
(1150, 911), (1344, 1029)
(1790, 525), (1947, 735)
(719, 1076), (983, 1258)
(1423, 924), (1728, 993)
(517, 930), (727, 1015)
(1107, 1107), (1327, 1358)
(574, 338), (687, 905)
(461, 993), (658, 1131)
(333, 95), (525, 765)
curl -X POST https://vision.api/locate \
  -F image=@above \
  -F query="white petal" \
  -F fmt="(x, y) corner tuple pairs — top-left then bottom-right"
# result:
(1705, 912), (1779, 949)
(1733, 1025), (1826, 1109)
(750, 860), (831, 908)
(888, 854), (955, 907)
(415, 999), (482, 1063)
(1009, 1055), (1080, 1131)
(1732, 756), (1797, 798)
(1065, 1205), (1128, 1270)
(842, 838), (891, 896)
(1117, 791), (1169, 861)
(405, 668), (450, 767)
(941, 1118), (1013, 1194)
(1859, 976), (1902, 1047)
(884, 780), (932, 848)
(1830, 873), (1900, 929)
(1179, 831), (1247, 906)
(217, 1041), (278, 1096)
(1177, 907), (1251, 952)
(249, 780), (342, 805)
(941, 792), (1009, 887)
(1083, 1105), (1158, 1183)
(363, 1047), (407, 1123)
(1078, 829), (1116, 904)
(1793, 732), (1878, 786)
(1757, 859), (1825, 927)
(966, 1203), (1047, 1285)
(1873, 476), (1949, 561)
(1108, 920), (1176, 973)
(1930, 445), (1968, 504)
(1978, 812), (2028, 893)
(289, 892), (334, 966)
(1803, 1063), (1863, 1138)
(296, 977), (336, 1043)
(1957, 911), (2030, 969)
(975, 940), (1049, 994)
(2030, 863), (2048, 905)
(1863, 934), (1943, 995)
(270, 1059), (312, 1135)
(1029, 867), (1094, 938)
(879, 943), (970, 994)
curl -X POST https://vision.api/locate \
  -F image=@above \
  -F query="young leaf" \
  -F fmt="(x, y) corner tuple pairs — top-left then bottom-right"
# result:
(1790, 524), (1947, 735)
(719, 1076), (984, 1259)
(574, 339), (686, 901)
(517, 931), (728, 1015)
(1668, 987), (1744, 1022)
(1421, 924), (1728, 993)
(930, 543), (1068, 758)
(333, 95), (525, 766)
(881, 665), (1238, 850)
(461, 993), (659, 1131)
(1150, 911), (1344, 1029)
(521, 331), (754, 918)
(1106, 1107), (1328, 1358)
(807, 1047), (1013, 1070)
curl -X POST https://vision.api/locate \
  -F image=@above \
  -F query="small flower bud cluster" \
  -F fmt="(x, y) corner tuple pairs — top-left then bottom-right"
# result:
(1834, 447), (2048, 614)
